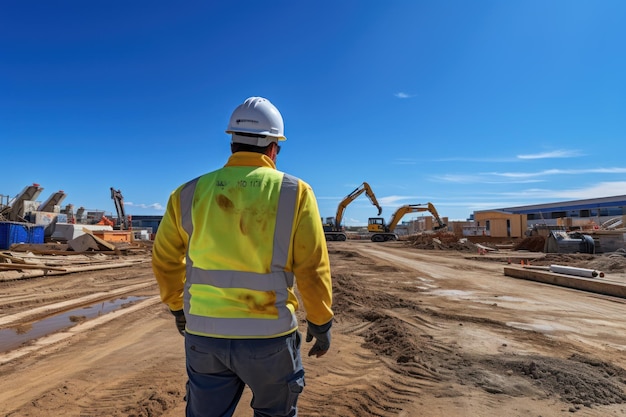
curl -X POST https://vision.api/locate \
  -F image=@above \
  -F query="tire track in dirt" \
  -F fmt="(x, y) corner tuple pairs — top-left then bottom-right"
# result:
(0, 296), (161, 365)
(76, 361), (183, 417)
(0, 282), (155, 327)
(299, 331), (413, 417)
(321, 251), (449, 416)
(0, 267), (157, 316)
(1, 303), (187, 417)
(293, 248), (432, 416)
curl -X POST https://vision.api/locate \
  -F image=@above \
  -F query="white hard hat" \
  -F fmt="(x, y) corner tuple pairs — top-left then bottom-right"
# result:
(226, 97), (286, 146)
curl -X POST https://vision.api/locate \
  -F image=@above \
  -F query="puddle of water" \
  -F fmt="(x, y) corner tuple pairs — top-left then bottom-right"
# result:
(429, 289), (474, 298)
(0, 296), (148, 353)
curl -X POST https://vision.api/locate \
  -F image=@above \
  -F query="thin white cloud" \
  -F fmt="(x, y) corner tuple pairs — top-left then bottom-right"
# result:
(463, 182), (626, 208)
(402, 150), (583, 164)
(552, 181), (626, 199)
(511, 182), (626, 200)
(399, 149), (580, 164)
(434, 167), (626, 184)
(433, 156), (519, 163)
(394, 92), (413, 99)
(125, 202), (164, 210)
(378, 195), (439, 206)
(517, 149), (584, 159)
(427, 149), (582, 163)
(379, 195), (411, 205)
(432, 174), (544, 184)
(465, 202), (523, 211)
(343, 217), (365, 226)
(491, 167), (626, 179)
(396, 156), (519, 164)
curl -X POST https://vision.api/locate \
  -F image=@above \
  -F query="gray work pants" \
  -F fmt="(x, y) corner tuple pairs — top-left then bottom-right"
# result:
(184, 331), (305, 417)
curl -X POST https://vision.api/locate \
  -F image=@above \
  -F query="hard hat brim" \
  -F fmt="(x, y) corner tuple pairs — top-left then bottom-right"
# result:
(226, 129), (286, 141)
(229, 133), (286, 146)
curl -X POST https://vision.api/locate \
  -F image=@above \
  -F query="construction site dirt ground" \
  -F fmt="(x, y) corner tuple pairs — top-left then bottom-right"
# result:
(1, 239), (626, 417)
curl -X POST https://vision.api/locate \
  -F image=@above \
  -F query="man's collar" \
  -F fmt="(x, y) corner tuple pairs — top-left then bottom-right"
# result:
(225, 151), (277, 169)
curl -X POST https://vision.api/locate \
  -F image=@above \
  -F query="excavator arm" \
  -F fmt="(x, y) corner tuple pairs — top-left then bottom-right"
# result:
(110, 187), (130, 230)
(334, 182), (382, 228)
(426, 202), (447, 230)
(369, 202), (446, 241)
(387, 203), (447, 232)
(386, 205), (420, 232)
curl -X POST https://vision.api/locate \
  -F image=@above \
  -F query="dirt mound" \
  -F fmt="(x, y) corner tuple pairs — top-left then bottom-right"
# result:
(404, 232), (477, 251)
(498, 354), (626, 407)
(454, 354), (626, 411)
(514, 236), (545, 252)
(590, 250), (626, 272)
(525, 251), (626, 273)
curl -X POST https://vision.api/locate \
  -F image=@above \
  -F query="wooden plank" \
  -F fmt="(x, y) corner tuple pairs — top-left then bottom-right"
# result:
(0, 263), (67, 271)
(504, 266), (626, 299)
(80, 228), (116, 251)
(0, 252), (27, 264)
(8, 243), (70, 252)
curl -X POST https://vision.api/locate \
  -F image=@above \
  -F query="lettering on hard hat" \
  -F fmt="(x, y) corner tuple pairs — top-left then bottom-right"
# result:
(236, 119), (258, 125)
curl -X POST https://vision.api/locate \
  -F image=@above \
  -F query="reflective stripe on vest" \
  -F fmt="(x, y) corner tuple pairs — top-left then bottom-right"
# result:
(179, 172), (299, 338)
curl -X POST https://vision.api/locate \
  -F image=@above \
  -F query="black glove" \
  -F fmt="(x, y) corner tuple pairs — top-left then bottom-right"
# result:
(171, 309), (186, 336)
(305, 319), (332, 358)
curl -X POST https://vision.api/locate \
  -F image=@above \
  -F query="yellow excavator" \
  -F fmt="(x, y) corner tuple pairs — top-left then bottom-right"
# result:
(368, 202), (446, 242)
(324, 182), (382, 241)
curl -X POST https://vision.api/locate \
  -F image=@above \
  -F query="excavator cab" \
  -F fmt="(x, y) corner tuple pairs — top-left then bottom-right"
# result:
(367, 217), (387, 233)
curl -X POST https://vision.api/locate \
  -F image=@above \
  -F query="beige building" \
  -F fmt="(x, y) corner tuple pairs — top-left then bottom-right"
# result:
(472, 210), (528, 238)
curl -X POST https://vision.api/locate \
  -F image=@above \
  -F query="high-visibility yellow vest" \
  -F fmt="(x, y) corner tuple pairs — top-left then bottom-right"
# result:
(178, 165), (299, 338)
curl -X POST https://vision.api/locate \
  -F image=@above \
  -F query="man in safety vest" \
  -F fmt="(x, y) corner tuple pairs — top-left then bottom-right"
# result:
(152, 96), (334, 417)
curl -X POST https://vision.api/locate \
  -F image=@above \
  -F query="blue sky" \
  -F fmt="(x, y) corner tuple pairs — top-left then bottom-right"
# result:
(2, 1), (625, 225)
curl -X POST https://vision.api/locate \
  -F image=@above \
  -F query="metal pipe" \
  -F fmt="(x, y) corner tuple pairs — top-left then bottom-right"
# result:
(549, 264), (604, 278)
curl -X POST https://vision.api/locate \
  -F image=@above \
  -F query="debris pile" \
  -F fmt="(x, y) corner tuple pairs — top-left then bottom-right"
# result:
(531, 250), (626, 273)
(0, 248), (150, 281)
(404, 231), (478, 251)
(596, 248), (626, 271)
(514, 236), (545, 252)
